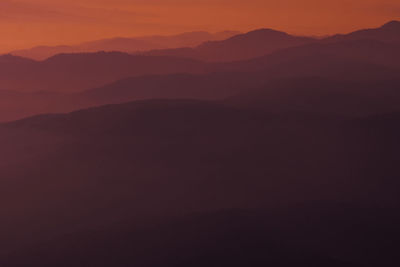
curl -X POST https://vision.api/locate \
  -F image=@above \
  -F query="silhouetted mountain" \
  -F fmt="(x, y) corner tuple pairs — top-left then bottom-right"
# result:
(325, 20), (400, 43)
(0, 33), (400, 122)
(0, 61), (399, 122)
(3, 28), (399, 96)
(0, 53), (36, 65)
(78, 72), (267, 106)
(0, 52), (207, 92)
(79, 71), (400, 118)
(0, 211), (361, 267)
(2, 21), (400, 267)
(226, 77), (400, 116)
(0, 99), (400, 266)
(5, 17), (400, 267)
(10, 31), (240, 60)
(144, 29), (315, 61)
(0, 90), (67, 122)
(0, 71), (262, 122)
(224, 39), (400, 78)
(138, 31), (240, 48)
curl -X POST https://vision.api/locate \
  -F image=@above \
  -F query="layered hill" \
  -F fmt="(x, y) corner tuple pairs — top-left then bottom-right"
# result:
(224, 39), (400, 75)
(1, 30), (400, 122)
(0, 99), (399, 266)
(325, 20), (400, 43)
(2, 18), (400, 267)
(144, 29), (315, 61)
(0, 52), (208, 92)
(10, 31), (240, 60)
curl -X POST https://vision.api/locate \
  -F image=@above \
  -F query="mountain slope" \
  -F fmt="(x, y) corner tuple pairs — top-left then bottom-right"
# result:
(10, 31), (240, 60)
(144, 29), (315, 61)
(78, 72), (266, 106)
(0, 99), (399, 265)
(226, 77), (400, 116)
(0, 211), (360, 267)
(224, 39), (400, 78)
(325, 20), (400, 43)
(0, 52), (208, 92)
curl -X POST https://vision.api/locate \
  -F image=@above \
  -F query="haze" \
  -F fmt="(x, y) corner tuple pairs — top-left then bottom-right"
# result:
(1, 0), (400, 264)
(0, 0), (399, 52)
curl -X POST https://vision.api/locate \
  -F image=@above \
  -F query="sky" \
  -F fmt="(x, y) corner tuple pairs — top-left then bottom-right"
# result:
(0, 0), (399, 52)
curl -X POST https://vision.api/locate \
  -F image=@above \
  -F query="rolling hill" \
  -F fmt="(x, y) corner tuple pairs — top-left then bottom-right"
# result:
(325, 20), (400, 43)
(143, 29), (315, 61)
(10, 31), (240, 60)
(0, 52), (208, 92)
(0, 99), (399, 266)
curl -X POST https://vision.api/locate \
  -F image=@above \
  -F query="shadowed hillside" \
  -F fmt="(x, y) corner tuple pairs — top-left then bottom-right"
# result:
(144, 29), (315, 61)
(1, 21), (400, 267)
(0, 52), (208, 92)
(0, 99), (400, 266)
(226, 77), (400, 116)
(1, 35), (400, 122)
(10, 31), (240, 60)
(325, 20), (400, 43)
(224, 39), (400, 76)
(1, 210), (368, 267)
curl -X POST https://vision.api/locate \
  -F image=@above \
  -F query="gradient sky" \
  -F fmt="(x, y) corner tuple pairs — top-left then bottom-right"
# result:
(0, 0), (399, 52)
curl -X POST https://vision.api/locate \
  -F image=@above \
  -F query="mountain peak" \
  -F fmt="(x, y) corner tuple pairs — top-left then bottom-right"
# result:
(245, 28), (289, 37)
(0, 53), (36, 63)
(381, 20), (400, 29)
(222, 28), (292, 43)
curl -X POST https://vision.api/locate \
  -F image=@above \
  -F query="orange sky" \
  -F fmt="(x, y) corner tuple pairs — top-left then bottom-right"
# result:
(0, 0), (399, 52)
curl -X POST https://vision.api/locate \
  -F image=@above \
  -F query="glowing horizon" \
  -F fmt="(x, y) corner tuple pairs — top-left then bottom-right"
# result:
(0, 0), (399, 52)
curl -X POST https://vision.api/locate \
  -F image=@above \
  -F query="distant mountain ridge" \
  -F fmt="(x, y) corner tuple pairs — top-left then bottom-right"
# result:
(144, 21), (400, 62)
(324, 20), (400, 43)
(0, 52), (208, 92)
(9, 31), (240, 60)
(0, 21), (399, 122)
(143, 28), (316, 61)
(7, 20), (400, 63)
(223, 38), (400, 77)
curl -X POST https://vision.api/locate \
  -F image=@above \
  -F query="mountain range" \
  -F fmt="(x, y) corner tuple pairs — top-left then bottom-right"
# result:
(143, 29), (315, 61)
(0, 52), (208, 93)
(0, 21), (399, 121)
(0, 20), (400, 266)
(142, 21), (400, 62)
(325, 20), (400, 43)
(9, 31), (240, 60)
